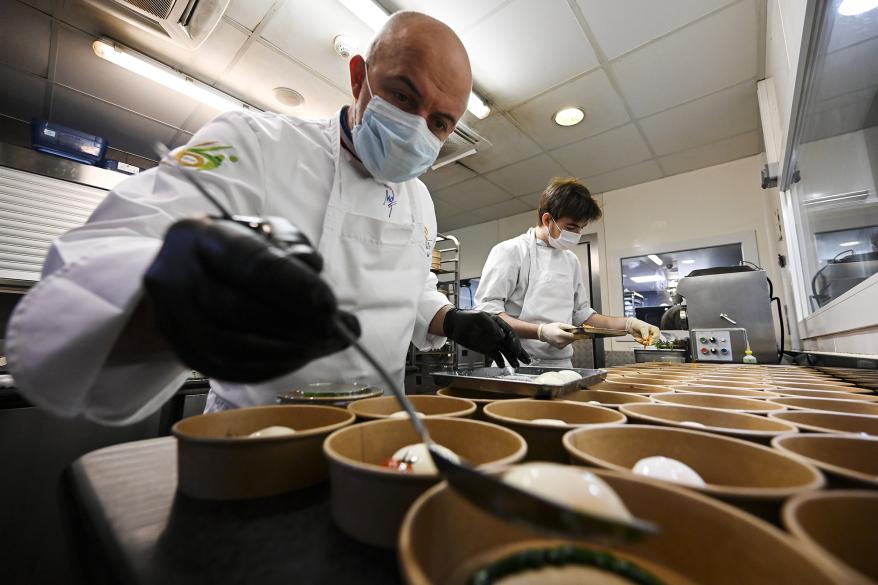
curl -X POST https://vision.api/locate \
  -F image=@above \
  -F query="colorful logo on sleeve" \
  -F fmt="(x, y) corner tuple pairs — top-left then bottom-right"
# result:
(174, 142), (238, 170)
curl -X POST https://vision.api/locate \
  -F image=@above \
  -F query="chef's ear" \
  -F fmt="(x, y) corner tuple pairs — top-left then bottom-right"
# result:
(540, 212), (553, 229)
(349, 55), (367, 100)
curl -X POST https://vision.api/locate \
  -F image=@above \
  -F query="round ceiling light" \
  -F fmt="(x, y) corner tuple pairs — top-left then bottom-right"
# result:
(272, 87), (304, 108)
(553, 106), (585, 127)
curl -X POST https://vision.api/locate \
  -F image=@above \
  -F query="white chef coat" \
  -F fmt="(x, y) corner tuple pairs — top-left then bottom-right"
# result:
(6, 108), (450, 424)
(474, 228), (594, 366)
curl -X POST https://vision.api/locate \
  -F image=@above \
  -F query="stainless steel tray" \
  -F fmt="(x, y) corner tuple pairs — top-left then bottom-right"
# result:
(430, 367), (608, 399)
(276, 382), (383, 405)
(561, 325), (629, 337)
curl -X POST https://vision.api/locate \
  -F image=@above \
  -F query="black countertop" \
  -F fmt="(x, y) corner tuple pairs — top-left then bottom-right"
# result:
(65, 437), (400, 585)
(0, 375), (211, 408)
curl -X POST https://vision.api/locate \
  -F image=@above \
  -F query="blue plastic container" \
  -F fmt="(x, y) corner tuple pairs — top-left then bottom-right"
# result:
(31, 119), (107, 165)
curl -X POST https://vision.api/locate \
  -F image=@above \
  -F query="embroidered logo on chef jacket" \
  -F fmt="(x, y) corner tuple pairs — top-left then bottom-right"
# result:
(424, 225), (434, 257)
(383, 186), (398, 218)
(175, 142), (239, 171)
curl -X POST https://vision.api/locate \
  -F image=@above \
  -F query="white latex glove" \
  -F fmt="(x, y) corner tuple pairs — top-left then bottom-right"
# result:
(538, 322), (577, 349)
(625, 317), (661, 346)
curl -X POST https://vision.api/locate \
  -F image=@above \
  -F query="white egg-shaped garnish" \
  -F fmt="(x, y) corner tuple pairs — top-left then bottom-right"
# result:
(632, 456), (706, 487)
(531, 418), (568, 427)
(390, 442), (459, 474)
(248, 425), (297, 438)
(503, 463), (632, 523)
(557, 370), (583, 384)
(680, 421), (706, 429)
(389, 410), (424, 419)
(534, 372), (565, 385)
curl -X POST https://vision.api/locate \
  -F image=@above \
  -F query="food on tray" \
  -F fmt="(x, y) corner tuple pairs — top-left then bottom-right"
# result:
(532, 370), (583, 385)
(389, 410), (424, 418)
(502, 463), (632, 523)
(383, 442), (459, 474)
(558, 370), (583, 383)
(247, 425), (297, 438)
(468, 544), (666, 585)
(531, 418), (568, 426)
(680, 421), (706, 428)
(632, 456), (705, 487)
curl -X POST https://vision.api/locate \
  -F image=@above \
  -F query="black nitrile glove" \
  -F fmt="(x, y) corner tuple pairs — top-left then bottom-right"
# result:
(143, 217), (360, 382)
(443, 309), (530, 368)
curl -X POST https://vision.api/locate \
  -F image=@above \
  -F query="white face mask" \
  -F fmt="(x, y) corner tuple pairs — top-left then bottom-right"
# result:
(547, 216), (580, 251)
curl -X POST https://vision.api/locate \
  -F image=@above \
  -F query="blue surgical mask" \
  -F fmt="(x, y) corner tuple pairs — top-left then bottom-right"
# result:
(352, 64), (443, 183)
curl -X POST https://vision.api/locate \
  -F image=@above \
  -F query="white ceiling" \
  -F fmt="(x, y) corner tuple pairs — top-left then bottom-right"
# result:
(0, 0), (767, 232)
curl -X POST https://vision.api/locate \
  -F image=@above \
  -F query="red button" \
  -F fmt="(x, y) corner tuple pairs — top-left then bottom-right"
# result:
(700, 347), (709, 354)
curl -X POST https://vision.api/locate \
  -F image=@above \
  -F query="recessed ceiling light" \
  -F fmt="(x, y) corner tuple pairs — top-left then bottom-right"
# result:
(648, 254), (663, 265)
(553, 107), (585, 127)
(839, 241), (861, 246)
(273, 87), (304, 108)
(681, 259), (695, 264)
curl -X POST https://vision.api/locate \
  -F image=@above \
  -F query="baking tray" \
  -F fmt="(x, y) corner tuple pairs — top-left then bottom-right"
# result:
(560, 325), (628, 337)
(430, 367), (608, 399)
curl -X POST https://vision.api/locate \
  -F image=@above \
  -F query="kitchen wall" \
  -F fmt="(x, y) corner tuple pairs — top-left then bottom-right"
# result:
(446, 153), (784, 356)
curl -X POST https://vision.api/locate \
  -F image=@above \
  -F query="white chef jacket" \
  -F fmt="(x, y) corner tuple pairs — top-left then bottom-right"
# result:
(474, 228), (594, 364)
(6, 109), (450, 424)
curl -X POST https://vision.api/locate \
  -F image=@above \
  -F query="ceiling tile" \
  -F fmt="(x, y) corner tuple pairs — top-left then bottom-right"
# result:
(459, 113), (542, 173)
(432, 196), (459, 220)
(0, 1), (51, 77)
(584, 160), (663, 194)
(803, 89), (877, 143)
(383, 0), (508, 33)
(18, 0), (53, 13)
(658, 130), (761, 175)
(510, 69), (630, 149)
(638, 79), (759, 156)
(517, 192), (543, 208)
(549, 124), (652, 177)
(51, 87), (178, 157)
(260, 0), (373, 93)
(828, 9), (878, 52)
(55, 26), (200, 129)
(576, 0), (735, 59)
(226, 0), (276, 31)
(484, 154), (568, 197)
(438, 212), (484, 232)
(816, 36), (878, 102)
(0, 65), (46, 121)
(422, 162), (477, 192)
(53, 5), (249, 85)
(461, 0), (599, 109)
(611, 0), (758, 118)
(471, 198), (530, 221)
(432, 176), (512, 212)
(219, 42), (350, 118)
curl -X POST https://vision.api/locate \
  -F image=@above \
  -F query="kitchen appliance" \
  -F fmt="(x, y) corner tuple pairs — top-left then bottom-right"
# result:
(676, 266), (780, 364)
(30, 120), (107, 165)
(810, 250), (878, 310)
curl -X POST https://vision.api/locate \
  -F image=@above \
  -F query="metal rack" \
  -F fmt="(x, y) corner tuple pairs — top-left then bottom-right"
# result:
(406, 233), (460, 393)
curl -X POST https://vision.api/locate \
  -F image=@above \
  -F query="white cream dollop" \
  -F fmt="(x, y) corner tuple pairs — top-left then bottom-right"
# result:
(389, 410), (424, 418)
(503, 462), (632, 522)
(557, 370), (583, 384)
(632, 456), (706, 487)
(390, 442), (460, 474)
(531, 418), (568, 427)
(248, 425), (297, 438)
(680, 421), (706, 429)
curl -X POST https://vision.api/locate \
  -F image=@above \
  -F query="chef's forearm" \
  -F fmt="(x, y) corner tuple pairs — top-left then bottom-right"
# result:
(583, 313), (628, 330)
(428, 304), (453, 336)
(497, 313), (540, 340)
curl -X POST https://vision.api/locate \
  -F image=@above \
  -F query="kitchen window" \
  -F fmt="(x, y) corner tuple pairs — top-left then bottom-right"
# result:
(782, 0), (878, 317)
(621, 243), (744, 323)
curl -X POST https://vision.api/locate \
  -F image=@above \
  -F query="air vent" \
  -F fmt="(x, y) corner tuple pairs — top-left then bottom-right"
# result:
(83, 0), (230, 49)
(433, 122), (491, 170)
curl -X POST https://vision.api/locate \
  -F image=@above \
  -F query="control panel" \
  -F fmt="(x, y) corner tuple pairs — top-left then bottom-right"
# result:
(690, 328), (748, 362)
